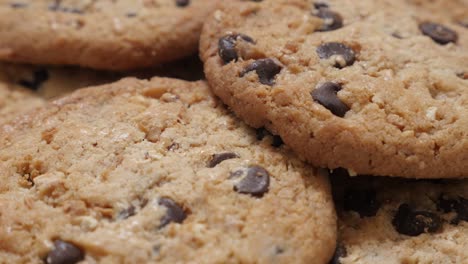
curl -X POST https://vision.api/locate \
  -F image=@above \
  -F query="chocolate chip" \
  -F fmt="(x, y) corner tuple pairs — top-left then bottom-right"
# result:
(275, 246), (285, 255)
(329, 244), (347, 264)
(343, 189), (380, 217)
(18, 68), (49, 91)
(46, 240), (84, 264)
(48, 2), (83, 14)
(126, 12), (138, 18)
(232, 166), (270, 197)
(158, 198), (187, 228)
(10, 2), (27, 8)
(316, 42), (355, 68)
(175, 0), (190, 7)
(256, 128), (268, 140)
(241, 58), (282, 86)
(454, 198), (468, 223)
(438, 195), (468, 224)
(313, 9), (343, 31)
(392, 204), (442, 236)
(457, 72), (467, 80)
(271, 135), (284, 148)
(256, 128), (283, 147)
(313, 2), (329, 9)
(208, 152), (240, 168)
(218, 34), (255, 64)
(438, 195), (458, 213)
(117, 205), (136, 220)
(311, 82), (349, 117)
(419, 22), (458, 45)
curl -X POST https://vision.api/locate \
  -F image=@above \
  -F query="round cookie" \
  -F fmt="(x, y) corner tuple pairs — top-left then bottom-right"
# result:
(0, 77), (337, 263)
(200, 0), (468, 178)
(330, 169), (468, 264)
(0, 0), (219, 70)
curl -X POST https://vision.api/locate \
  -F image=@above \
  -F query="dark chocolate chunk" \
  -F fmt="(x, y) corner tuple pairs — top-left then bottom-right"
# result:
(175, 0), (190, 7)
(311, 82), (349, 117)
(18, 68), (49, 91)
(438, 195), (468, 224)
(158, 197), (187, 228)
(117, 205), (136, 220)
(392, 204), (442, 236)
(343, 189), (380, 217)
(218, 34), (254, 64)
(46, 240), (84, 264)
(328, 244), (347, 264)
(208, 152), (239, 168)
(233, 166), (270, 197)
(419, 22), (458, 45)
(316, 42), (356, 68)
(313, 2), (329, 9)
(438, 195), (458, 213)
(241, 58), (282, 86)
(314, 8), (343, 31)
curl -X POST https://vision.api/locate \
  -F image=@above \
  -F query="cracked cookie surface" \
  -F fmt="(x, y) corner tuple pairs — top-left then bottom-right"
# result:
(200, 0), (468, 178)
(0, 0), (219, 70)
(0, 77), (336, 263)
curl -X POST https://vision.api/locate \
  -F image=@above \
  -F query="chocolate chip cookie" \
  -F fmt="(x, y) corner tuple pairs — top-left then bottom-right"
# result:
(330, 169), (468, 264)
(0, 77), (336, 263)
(200, 0), (468, 178)
(0, 0), (219, 70)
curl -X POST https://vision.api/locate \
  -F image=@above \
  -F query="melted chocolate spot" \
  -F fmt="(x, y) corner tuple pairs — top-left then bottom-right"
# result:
(158, 198), (187, 228)
(314, 8), (343, 31)
(241, 58), (282, 86)
(311, 82), (349, 117)
(46, 240), (84, 264)
(233, 166), (270, 197)
(218, 34), (254, 64)
(317, 42), (356, 68)
(392, 204), (442, 236)
(419, 22), (458, 45)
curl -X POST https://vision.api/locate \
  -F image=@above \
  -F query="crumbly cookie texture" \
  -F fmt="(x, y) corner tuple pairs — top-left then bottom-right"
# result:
(200, 0), (468, 178)
(0, 0), (219, 70)
(0, 77), (336, 263)
(331, 169), (468, 264)
(0, 80), (44, 125)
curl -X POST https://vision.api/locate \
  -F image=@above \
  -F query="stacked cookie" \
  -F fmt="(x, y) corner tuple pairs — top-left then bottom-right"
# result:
(0, 0), (466, 263)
